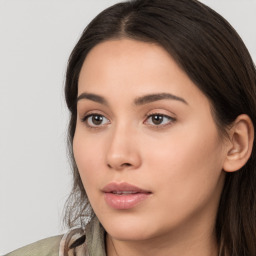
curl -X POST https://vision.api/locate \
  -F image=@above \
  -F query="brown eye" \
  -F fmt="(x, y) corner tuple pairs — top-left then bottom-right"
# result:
(91, 115), (104, 125)
(145, 114), (175, 127)
(151, 115), (164, 125)
(83, 114), (110, 127)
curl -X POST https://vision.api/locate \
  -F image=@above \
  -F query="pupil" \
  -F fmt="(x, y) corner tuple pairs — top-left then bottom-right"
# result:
(152, 115), (163, 125)
(92, 115), (103, 125)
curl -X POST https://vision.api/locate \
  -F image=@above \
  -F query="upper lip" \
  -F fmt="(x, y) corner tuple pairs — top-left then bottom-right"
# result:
(102, 182), (151, 194)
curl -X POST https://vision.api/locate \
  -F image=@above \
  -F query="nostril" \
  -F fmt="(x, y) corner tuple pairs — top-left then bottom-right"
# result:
(121, 163), (132, 167)
(107, 162), (132, 169)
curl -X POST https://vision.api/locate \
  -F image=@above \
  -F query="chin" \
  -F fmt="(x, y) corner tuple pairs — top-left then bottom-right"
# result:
(99, 212), (163, 242)
(107, 226), (154, 242)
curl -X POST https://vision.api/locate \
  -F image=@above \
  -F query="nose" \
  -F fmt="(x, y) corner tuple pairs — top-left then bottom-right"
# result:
(106, 125), (141, 171)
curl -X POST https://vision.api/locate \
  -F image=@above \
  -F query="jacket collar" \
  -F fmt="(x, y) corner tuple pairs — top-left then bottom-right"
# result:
(59, 217), (106, 256)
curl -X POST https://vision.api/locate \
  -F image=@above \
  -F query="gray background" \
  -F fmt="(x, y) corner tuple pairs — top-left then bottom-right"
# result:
(0, 0), (255, 254)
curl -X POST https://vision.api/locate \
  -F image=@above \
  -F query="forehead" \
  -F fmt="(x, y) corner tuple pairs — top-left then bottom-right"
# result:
(78, 39), (173, 87)
(77, 39), (208, 107)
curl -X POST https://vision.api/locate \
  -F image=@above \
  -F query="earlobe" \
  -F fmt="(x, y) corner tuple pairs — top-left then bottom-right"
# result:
(223, 114), (254, 172)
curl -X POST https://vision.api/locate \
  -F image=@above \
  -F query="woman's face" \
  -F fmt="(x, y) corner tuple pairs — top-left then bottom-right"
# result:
(73, 39), (227, 242)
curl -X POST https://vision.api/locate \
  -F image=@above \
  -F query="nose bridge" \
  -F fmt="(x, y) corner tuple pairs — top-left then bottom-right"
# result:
(106, 121), (141, 170)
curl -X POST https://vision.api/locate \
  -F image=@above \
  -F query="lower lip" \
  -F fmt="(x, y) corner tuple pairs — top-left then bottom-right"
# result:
(104, 192), (151, 210)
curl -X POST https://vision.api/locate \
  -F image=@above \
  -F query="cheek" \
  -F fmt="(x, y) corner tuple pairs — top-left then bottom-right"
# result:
(73, 130), (104, 190)
(143, 124), (225, 207)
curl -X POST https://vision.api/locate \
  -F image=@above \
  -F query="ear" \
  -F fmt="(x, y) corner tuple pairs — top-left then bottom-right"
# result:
(223, 114), (254, 172)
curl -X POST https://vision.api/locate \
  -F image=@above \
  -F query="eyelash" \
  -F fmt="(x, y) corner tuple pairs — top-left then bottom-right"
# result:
(81, 113), (110, 129)
(81, 113), (176, 129)
(144, 113), (176, 128)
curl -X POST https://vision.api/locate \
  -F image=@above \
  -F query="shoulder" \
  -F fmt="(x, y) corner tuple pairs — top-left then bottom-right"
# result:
(4, 219), (104, 256)
(4, 228), (88, 256)
(4, 235), (63, 256)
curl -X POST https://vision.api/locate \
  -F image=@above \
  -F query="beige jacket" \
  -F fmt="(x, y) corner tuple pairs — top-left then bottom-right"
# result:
(5, 217), (106, 256)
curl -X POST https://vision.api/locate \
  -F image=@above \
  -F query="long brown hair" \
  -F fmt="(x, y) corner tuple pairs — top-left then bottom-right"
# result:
(64, 0), (256, 255)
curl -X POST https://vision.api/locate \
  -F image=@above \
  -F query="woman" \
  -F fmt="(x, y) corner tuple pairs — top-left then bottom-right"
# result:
(6, 0), (256, 255)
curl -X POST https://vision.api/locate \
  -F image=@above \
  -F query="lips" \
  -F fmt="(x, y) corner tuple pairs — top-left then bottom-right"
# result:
(102, 182), (152, 210)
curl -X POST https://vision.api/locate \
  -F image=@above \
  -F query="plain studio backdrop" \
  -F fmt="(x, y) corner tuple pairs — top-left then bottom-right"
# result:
(0, 0), (255, 254)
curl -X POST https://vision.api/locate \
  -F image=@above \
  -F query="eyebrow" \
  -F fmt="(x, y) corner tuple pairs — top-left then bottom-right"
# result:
(134, 93), (188, 105)
(76, 92), (188, 106)
(77, 93), (108, 105)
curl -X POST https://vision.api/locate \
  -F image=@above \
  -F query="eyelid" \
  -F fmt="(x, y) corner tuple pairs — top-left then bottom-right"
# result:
(79, 109), (109, 121)
(144, 112), (176, 128)
(81, 112), (111, 129)
(79, 109), (176, 129)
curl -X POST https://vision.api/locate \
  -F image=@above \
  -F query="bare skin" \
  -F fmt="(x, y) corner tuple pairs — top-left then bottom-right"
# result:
(73, 39), (253, 256)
